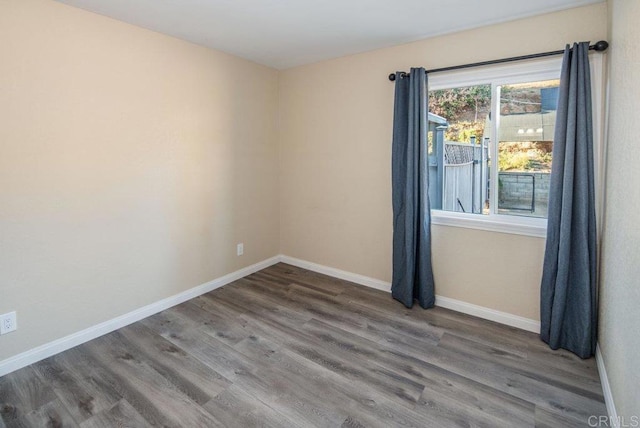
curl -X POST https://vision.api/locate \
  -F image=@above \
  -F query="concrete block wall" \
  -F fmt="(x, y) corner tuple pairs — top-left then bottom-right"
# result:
(499, 172), (550, 206)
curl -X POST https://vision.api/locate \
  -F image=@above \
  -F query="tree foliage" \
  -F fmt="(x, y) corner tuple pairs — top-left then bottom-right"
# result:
(429, 85), (491, 142)
(443, 121), (486, 144)
(429, 85), (491, 122)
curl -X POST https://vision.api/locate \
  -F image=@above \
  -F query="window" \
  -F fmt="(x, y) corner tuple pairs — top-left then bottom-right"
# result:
(428, 79), (559, 219)
(426, 56), (604, 237)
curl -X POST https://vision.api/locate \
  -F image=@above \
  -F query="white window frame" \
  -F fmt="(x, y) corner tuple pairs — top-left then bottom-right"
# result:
(428, 55), (604, 238)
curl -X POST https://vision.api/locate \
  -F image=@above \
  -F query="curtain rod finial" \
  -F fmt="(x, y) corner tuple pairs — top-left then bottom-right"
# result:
(389, 73), (397, 81)
(594, 40), (609, 52)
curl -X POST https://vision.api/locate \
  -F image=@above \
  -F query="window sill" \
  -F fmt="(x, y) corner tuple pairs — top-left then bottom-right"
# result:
(431, 211), (547, 238)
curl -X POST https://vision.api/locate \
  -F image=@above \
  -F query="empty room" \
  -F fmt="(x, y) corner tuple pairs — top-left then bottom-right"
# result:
(1, 0), (638, 426)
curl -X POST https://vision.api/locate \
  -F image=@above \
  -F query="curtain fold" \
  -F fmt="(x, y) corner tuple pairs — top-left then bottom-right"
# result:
(540, 42), (597, 358)
(391, 68), (435, 309)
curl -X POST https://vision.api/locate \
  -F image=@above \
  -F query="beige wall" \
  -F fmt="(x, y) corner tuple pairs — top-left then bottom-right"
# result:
(279, 3), (607, 321)
(0, 0), (280, 360)
(599, 0), (640, 418)
(0, 0), (617, 368)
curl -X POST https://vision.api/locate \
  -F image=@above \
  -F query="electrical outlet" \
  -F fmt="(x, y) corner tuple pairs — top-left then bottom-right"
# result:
(237, 243), (244, 256)
(0, 312), (17, 335)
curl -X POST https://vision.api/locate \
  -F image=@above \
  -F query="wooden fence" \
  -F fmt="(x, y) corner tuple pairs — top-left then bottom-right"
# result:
(428, 117), (489, 214)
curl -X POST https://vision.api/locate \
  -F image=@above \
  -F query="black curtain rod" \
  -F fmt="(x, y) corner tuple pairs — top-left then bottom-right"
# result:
(388, 40), (609, 81)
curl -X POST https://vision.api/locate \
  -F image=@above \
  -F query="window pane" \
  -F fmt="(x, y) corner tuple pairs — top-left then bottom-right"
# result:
(427, 84), (491, 214)
(497, 80), (559, 218)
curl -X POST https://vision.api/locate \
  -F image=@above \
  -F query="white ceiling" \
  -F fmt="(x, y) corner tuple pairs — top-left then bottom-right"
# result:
(56, 0), (603, 69)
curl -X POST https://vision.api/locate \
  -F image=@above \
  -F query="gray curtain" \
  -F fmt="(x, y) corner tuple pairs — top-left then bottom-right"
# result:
(391, 68), (435, 309)
(540, 42), (597, 358)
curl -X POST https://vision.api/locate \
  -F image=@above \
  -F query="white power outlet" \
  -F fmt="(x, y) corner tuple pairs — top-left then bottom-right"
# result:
(0, 311), (17, 335)
(237, 243), (244, 256)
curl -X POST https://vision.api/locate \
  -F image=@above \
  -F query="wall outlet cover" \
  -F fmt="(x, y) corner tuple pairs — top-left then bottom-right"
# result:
(0, 311), (17, 335)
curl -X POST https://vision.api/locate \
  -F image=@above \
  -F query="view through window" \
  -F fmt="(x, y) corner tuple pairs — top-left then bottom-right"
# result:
(427, 79), (560, 219)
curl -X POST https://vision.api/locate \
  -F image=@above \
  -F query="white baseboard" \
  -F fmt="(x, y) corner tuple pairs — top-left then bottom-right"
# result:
(596, 344), (619, 427)
(0, 256), (280, 378)
(279, 255), (391, 292)
(279, 255), (541, 333)
(1, 254), (542, 377)
(434, 295), (540, 333)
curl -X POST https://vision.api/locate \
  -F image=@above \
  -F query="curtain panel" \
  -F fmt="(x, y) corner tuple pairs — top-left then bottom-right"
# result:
(391, 67), (436, 309)
(540, 42), (597, 359)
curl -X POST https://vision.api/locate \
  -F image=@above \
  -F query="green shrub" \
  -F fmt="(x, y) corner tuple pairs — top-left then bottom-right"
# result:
(498, 147), (553, 171)
(499, 151), (532, 171)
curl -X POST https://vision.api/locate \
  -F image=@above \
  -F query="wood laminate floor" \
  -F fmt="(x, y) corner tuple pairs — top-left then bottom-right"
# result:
(0, 263), (606, 427)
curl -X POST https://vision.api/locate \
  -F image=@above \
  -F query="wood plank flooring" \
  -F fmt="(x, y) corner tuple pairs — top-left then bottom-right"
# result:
(0, 263), (606, 427)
